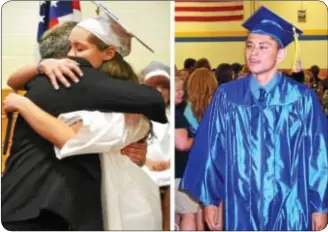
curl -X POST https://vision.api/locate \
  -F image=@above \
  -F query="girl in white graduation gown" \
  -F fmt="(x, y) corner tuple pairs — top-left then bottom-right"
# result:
(3, 12), (163, 230)
(55, 111), (162, 230)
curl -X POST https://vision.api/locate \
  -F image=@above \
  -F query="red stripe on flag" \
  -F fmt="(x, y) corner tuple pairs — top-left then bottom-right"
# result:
(175, 15), (243, 22)
(49, 18), (59, 28)
(176, 0), (243, 2)
(72, 0), (81, 10)
(175, 5), (243, 12)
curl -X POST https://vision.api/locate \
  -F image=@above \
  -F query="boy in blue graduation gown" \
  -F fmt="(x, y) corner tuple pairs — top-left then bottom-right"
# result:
(180, 6), (328, 231)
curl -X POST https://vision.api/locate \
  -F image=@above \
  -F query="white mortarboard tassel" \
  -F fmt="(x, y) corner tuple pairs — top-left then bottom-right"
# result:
(77, 1), (154, 57)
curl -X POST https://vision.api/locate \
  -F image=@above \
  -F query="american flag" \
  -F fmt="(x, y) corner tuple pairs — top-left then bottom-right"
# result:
(37, 0), (81, 41)
(175, 0), (244, 22)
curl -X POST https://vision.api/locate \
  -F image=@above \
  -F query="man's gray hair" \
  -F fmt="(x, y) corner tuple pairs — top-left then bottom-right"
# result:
(39, 21), (78, 59)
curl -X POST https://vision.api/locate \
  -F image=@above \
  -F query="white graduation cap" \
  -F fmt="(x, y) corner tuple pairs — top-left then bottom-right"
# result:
(141, 61), (170, 81)
(144, 70), (170, 81)
(77, 1), (154, 57)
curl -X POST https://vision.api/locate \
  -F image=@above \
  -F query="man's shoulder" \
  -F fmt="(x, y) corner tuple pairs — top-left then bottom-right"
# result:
(217, 75), (250, 99)
(277, 73), (322, 109)
(281, 73), (313, 98)
(26, 75), (53, 90)
(222, 74), (249, 89)
(80, 66), (107, 79)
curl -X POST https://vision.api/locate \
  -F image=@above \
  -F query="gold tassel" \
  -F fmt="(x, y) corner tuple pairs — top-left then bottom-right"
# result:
(95, 6), (100, 15)
(292, 26), (300, 72)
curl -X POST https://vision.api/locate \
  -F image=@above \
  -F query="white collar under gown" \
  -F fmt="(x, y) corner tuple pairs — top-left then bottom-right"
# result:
(180, 73), (328, 231)
(54, 111), (162, 230)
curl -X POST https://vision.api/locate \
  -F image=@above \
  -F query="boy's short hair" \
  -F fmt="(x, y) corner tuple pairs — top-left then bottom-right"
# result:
(310, 65), (320, 77)
(184, 58), (196, 70)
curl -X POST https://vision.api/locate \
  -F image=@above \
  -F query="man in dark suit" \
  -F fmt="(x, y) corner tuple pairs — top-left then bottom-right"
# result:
(1, 21), (167, 230)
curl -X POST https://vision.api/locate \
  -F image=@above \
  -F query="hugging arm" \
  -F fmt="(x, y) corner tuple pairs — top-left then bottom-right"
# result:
(4, 93), (76, 149)
(8, 59), (167, 123)
(7, 64), (40, 90)
(4, 93), (147, 165)
(7, 59), (82, 90)
(74, 76), (167, 123)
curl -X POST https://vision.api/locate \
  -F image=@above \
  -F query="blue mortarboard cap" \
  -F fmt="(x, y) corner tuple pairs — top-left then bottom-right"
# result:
(242, 6), (303, 48)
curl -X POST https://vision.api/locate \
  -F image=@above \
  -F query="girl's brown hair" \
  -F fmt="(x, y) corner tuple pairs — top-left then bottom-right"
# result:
(187, 68), (218, 121)
(87, 34), (154, 139)
(87, 34), (139, 83)
(195, 58), (211, 70)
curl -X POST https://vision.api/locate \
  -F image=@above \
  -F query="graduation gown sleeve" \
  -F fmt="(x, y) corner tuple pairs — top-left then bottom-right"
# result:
(305, 91), (328, 213)
(54, 111), (125, 159)
(180, 88), (226, 206)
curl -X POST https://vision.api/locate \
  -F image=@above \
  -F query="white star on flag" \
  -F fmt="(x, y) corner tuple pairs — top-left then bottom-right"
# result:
(51, 1), (58, 7)
(39, 14), (45, 23)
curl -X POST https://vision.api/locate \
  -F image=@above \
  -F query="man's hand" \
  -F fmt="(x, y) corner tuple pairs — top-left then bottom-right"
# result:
(121, 142), (147, 166)
(39, 58), (83, 89)
(312, 212), (328, 231)
(204, 205), (222, 231)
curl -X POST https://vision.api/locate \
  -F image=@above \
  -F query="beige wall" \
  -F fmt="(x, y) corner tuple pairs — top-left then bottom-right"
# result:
(1, 1), (170, 88)
(175, 1), (327, 70)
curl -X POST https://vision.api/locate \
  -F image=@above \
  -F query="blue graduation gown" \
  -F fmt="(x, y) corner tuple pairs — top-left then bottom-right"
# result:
(180, 73), (328, 230)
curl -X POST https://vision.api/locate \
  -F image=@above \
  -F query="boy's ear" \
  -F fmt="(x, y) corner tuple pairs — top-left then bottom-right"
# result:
(277, 48), (286, 63)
